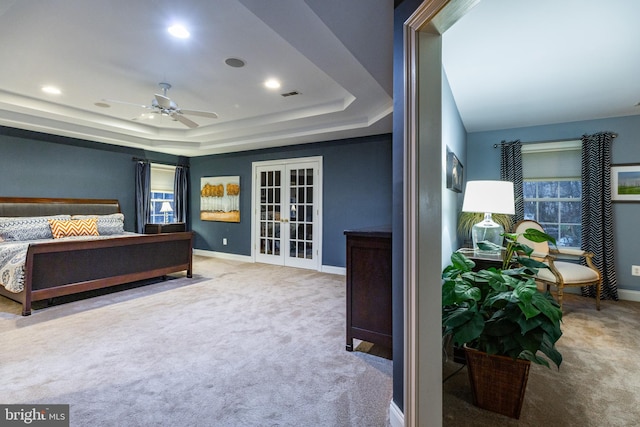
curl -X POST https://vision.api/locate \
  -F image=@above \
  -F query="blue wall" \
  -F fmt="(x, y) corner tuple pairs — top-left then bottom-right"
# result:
(189, 134), (392, 268)
(0, 127), (181, 231)
(442, 70), (467, 257)
(0, 126), (392, 268)
(467, 115), (640, 293)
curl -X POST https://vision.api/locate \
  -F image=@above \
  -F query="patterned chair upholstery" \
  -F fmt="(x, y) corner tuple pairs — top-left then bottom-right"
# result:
(514, 220), (602, 310)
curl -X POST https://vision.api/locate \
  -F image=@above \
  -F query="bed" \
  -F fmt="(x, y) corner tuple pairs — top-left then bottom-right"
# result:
(0, 197), (193, 316)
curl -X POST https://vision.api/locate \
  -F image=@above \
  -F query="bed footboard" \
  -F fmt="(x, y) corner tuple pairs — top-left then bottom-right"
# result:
(18, 232), (193, 316)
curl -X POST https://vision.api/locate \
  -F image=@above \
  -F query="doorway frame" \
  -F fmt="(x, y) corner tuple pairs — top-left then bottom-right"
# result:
(250, 156), (324, 271)
(401, 1), (479, 426)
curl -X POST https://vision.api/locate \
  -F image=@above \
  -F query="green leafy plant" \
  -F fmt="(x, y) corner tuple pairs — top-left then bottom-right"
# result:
(442, 228), (563, 369)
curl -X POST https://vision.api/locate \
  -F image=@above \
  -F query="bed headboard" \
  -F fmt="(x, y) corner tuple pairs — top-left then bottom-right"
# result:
(0, 197), (121, 217)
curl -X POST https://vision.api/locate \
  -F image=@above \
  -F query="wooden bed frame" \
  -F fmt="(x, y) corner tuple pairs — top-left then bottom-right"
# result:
(0, 197), (193, 316)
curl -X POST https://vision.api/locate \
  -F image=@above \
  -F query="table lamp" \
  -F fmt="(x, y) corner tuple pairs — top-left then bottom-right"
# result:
(160, 201), (173, 223)
(461, 180), (515, 254)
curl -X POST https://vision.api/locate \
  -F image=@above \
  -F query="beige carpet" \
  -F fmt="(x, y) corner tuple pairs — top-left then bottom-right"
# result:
(0, 256), (392, 427)
(443, 293), (640, 426)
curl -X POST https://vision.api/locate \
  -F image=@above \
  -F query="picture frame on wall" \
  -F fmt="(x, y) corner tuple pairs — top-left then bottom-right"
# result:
(200, 176), (241, 222)
(446, 148), (463, 193)
(611, 164), (640, 202)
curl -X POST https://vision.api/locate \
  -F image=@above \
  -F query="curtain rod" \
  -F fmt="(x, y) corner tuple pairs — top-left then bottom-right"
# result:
(131, 157), (189, 168)
(493, 133), (617, 148)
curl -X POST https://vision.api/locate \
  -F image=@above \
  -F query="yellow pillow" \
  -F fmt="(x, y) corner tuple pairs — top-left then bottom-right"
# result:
(48, 218), (99, 239)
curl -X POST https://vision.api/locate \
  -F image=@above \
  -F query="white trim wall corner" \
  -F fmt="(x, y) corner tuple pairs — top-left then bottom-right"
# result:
(389, 401), (404, 427)
(403, 1), (479, 426)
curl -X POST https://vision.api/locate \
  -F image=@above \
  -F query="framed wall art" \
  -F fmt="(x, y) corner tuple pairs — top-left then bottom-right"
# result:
(200, 176), (241, 222)
(611, 164), (640, 202)
(446, 148), (463, 193)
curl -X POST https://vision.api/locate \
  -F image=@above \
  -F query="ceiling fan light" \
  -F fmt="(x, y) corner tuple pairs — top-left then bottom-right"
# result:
(168, 24), (190, 39)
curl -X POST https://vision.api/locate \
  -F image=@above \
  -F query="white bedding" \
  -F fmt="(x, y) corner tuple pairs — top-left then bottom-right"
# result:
(0, 233), (137, 293)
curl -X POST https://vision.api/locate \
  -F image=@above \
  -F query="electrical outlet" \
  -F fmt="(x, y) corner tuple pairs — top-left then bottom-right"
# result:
(632, 265), (640, 276)
(223, 238), (228, 246)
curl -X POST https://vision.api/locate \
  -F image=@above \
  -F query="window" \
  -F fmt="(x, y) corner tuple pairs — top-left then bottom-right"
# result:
(150, 164), (176, 224)
(150, 191), (175, 224)
(522, 141), (581, 248)
(523, 180), (581, 247)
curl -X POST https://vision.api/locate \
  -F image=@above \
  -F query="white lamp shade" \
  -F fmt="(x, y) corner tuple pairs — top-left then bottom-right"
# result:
(462, 180), (515, 215)
(160, 201), (173, 213)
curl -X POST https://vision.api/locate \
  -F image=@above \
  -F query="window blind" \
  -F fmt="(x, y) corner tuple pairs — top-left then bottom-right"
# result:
(522, 140), (581, 179)
(150, 164), (176, 192)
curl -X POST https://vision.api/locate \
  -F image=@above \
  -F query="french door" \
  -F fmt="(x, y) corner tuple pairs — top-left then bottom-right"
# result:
(252, 157), (322, 270)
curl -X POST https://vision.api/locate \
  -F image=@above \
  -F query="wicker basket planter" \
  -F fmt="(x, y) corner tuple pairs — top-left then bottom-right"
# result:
(464, 346), (531, 419)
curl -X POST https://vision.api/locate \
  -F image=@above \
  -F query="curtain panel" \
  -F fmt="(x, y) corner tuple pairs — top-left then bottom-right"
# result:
(135, 161), (151, 234)
(174, 165), (189, 225)
(499, 140), (524, 224)
(581, 132), (618, 301)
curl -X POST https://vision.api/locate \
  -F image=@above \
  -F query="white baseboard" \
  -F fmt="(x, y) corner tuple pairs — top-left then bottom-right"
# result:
(321, 265), (345, 275)
(560, 286), (640, 302)
(389, 401), (404, 427)
(193, 249), (252, 263)
(618, 288), (640, 302)
(193, 249), (346, 274)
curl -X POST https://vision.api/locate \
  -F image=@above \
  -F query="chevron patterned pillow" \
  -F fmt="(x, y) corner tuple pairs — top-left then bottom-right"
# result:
(48, 218), (99, 239)
(71, 213), (124, 235)
(0, 215), (71, 241)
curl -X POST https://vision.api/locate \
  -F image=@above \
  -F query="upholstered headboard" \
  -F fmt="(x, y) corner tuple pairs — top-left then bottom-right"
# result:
(0, 197), (121, 217)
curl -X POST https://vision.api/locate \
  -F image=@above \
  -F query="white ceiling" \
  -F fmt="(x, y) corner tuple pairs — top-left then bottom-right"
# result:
(443, 0), (640, 133)
(1, 1), (638, 157)
(0, 0), (393, 157)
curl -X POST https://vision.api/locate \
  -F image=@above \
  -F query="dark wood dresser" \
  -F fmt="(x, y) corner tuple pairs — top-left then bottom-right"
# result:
(144, 222), (186, 234)
(344, 226), (392, 355)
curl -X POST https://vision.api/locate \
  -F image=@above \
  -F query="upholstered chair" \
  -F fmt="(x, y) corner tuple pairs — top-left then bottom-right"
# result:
(514, 220), (602, 310)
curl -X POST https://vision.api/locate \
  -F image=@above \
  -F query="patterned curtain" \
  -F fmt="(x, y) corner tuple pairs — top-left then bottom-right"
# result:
(499, 140), (524, 225)
(135, 161), (151, 233)
(173, 165), (189, 225)
(581, 132), (618, 301)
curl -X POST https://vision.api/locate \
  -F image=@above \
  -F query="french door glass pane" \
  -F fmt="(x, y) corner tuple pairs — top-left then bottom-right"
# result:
(259, 170), (281, 255)
(288, 168), (314, 260)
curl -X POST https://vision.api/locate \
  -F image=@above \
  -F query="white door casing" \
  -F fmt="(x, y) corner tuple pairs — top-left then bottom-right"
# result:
(251, 156), (323, 270)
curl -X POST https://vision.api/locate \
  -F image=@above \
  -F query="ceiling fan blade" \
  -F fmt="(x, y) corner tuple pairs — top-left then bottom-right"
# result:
(172, 113), (199, 128)
(103, 98), (151, 109)
(154, 94), (172, 109)
(179, 109), (218, 119)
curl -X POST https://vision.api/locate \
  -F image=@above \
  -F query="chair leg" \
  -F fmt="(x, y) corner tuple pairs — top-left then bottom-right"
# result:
(557, 286), (564, 311)
(596, 281), (601, 311)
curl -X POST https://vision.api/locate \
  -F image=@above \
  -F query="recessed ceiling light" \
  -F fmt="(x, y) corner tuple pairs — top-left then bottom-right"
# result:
(264, 79), (281, 89)
(94, 102), (110, 108)
(168, 24), (190, 39)
(42, 85), (61, 95)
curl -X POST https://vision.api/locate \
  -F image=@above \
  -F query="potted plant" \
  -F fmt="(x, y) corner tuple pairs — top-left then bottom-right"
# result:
(442, 228), (563, 419)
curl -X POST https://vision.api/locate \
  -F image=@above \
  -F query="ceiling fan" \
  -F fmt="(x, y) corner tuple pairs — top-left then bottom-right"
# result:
(105, 82), (218, 128)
